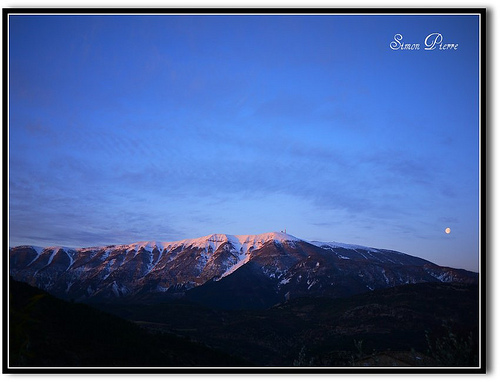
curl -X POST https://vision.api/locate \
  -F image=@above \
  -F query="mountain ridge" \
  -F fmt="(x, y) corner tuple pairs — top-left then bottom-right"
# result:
(9, 231), (478, 308)
(8, 231), (401, 257)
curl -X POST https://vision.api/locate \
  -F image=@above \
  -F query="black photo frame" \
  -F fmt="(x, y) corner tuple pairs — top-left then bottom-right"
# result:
(2, 7), (486, 374)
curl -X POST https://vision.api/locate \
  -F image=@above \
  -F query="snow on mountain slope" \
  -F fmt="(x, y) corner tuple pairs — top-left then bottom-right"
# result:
(88, 232), (301, 281)
(310, 240), (380, 252)
(98, 232), (298, 257)
(9, 232), (478, 305)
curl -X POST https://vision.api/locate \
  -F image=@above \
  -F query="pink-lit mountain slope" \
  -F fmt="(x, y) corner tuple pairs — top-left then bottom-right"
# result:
(9, 232), (478, 308)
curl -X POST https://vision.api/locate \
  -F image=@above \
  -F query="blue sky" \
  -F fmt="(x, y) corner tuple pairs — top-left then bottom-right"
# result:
(8, 13), (481, 271)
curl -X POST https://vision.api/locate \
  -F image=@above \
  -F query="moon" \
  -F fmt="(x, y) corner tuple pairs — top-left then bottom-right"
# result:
(445, 227), (451, 234)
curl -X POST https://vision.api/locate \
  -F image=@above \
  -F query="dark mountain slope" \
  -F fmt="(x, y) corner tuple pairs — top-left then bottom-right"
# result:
(95, 282), (479, 367)
(185, 261), (281, 309)
(8, 278), (250, 367)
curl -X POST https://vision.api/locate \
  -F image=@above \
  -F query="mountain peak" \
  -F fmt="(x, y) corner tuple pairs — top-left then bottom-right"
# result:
(234, 231), (300, 244)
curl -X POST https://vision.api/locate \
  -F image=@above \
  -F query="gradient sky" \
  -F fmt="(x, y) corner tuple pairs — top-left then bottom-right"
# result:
(8, 13), (481, 272)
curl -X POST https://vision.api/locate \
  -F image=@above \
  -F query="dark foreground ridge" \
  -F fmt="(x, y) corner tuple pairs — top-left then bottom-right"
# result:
(8, 277), (479, 368)
(97, 282), (479, 367)
(8, 278), (250, 367)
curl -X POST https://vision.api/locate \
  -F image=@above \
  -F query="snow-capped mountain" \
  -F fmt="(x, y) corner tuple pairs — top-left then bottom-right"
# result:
(9, 232), (478, 307)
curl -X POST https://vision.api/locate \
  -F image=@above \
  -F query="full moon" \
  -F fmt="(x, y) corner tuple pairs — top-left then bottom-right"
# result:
(445, 227), (451, 234)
